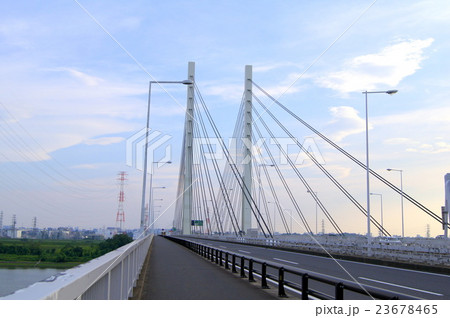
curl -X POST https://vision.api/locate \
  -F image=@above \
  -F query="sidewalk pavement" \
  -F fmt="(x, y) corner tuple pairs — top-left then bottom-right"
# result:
(134, 236), (277, 300)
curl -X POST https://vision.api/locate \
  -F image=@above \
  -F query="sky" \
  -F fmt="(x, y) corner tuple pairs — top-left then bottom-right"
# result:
(0, 0), (449, 237)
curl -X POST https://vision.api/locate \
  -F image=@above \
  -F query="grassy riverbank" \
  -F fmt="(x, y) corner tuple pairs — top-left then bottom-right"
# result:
(0, 234), (132, 269)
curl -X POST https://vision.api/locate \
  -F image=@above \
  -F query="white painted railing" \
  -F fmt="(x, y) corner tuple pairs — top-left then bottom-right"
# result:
(1, 234), (153, 300)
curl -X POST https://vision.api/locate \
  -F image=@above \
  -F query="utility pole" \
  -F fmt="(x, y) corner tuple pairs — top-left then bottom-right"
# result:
(12, 214), (16, 239)
(32, 216), (37, 230)
(0, 211), (3, 236)
(116, 171), (127, 231)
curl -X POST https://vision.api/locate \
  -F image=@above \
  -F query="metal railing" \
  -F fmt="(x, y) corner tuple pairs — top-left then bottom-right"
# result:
(165, 236), (418, 300)
(1, 234), (153, 300)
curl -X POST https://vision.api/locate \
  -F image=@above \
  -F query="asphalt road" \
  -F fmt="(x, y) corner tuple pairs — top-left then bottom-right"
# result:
(185, 237), (450, 300)
(137, 236), (277, 300)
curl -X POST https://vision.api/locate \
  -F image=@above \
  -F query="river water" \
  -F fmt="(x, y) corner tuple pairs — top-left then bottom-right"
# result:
(0, 268), (62, 297)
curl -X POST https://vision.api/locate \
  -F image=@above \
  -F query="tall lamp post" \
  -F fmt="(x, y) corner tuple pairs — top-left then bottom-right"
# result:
(151, 205), (162, 232)
(387, 168), (404, 237)
(140, 80), (192, 234)
(207, 199), (214, 235)
(362, 89), (397, 255)
(148, 160), (171, 233)
(284, 209), (293, 234)
(307, 190), (318, 235)
(267, 201), (276, 234)
(150, 197), (164, 232)
(257, 163), (274, 234)
(370, 193), (384, 236)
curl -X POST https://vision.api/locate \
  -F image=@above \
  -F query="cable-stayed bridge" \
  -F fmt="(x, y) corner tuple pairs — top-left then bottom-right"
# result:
(172, 62), (448, 239)
(2, 62), (449, 300)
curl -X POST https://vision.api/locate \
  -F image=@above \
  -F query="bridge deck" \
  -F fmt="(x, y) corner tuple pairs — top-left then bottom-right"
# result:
(134, 236), (276, 300)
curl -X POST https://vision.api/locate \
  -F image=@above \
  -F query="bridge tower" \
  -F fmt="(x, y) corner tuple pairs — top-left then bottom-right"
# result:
(241, 65), (253, 234)
(182, 62), (195, 235)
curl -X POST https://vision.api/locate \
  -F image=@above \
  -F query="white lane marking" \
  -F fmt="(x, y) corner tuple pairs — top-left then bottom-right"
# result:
(273, 258), (299, 265)
(358, 277), (443, 296)
(183, 239), (425, 299)
(190, 238), (450, 278)
(238, 250), (251, 254)
(263, 247), (450, 278)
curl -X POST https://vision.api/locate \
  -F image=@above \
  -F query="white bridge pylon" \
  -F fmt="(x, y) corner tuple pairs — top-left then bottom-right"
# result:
(180, 63), (255, 235)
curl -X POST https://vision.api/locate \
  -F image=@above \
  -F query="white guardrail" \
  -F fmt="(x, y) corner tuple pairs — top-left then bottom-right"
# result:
(1, 234), (153, 300)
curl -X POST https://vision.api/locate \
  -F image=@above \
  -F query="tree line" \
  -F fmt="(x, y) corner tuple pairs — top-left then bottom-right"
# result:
(0, 234), (133, 263)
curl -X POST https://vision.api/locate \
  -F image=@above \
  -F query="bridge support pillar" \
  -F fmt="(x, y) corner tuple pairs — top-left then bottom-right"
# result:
(241, 65), (253, 234)
(182, 62), (195, 235)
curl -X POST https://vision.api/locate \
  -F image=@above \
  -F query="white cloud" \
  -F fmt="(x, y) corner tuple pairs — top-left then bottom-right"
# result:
(406, 141), (450, 154)
(253, 62), (298, 73)
(204, 82), (243, 101)
(83, 137), (124, 146)
(383, 137), (415, 145)
(204, 70), (303, 101)
(116, 16), (142, 30)
(252, 72), (304, 98)
(52, 68), (104, 86)
(373, 106), (450, 126)
(326, 164), (352, 179)
(71, 164), (98, 169)
(255, 83), (301, 98)
(315, 39), (434, 93)
(326, 106), (366, 142)
(375, 107), (450, 154)
(0, 19), (33, 48)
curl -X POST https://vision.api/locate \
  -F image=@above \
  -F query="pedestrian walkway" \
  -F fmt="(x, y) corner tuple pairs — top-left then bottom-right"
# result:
(134, 236), (276, 300)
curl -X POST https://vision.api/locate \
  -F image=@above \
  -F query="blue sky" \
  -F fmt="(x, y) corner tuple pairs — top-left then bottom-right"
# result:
(0, 0), (449, 237)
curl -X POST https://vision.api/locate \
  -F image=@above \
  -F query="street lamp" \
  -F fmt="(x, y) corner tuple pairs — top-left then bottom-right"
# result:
(206, 199), (214, 235)
(140, 80), (192, 233)
(267, 201), (276, 234)
(362, 89), (398, 254)
(149, 187), (166, 233)
(370, 193), (384, 236)
(307, 190), (318, 235)
(387, 168), (404, 237)
(151, 205), (162, 231)
(257, 163), (274, 234)
(284, 209), (293, 234)
(148, 159), (171, 233)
